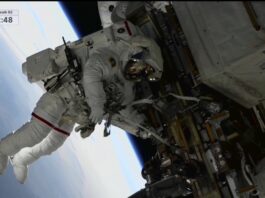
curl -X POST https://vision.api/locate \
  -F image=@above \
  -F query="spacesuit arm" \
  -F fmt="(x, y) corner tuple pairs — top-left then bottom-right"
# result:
(83, 53), (106, 124)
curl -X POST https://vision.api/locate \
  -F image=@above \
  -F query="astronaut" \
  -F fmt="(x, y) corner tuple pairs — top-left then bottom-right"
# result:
(0, 20), (163, 183)
(83, 20), (163, 136)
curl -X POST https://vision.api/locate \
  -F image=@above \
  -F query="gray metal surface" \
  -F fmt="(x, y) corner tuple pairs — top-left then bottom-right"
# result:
(173, 2), (265, 108)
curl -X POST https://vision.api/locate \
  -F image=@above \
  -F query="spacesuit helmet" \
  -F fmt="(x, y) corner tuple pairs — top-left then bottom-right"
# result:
(123, 50), (160, 82)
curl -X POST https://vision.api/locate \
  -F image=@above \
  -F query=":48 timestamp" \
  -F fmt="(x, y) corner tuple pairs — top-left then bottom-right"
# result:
(0, 17), (13, 23)
(0, 9), (19, 25)
(0, 15), (18, 25)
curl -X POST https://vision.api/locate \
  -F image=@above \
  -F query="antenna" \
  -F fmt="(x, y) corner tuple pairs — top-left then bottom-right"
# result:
(62, 36), (67, 46)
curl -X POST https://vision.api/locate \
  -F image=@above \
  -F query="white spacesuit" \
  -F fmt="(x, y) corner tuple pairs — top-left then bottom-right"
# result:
(0, 20), (163, 184)
(83, 20), (163, 131)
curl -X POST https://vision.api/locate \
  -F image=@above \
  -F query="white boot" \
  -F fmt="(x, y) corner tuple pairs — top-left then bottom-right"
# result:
(11, 147), (37, 184)
(12, 162), (28, 184)
(0, 152), (8, 175)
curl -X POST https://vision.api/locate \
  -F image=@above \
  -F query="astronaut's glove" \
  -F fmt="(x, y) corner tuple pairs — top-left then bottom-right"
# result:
(89, 107), (104, 124)
(138, 131), (152, 139)
(136, 127), (152, 139)
(75, 124), (95, 139)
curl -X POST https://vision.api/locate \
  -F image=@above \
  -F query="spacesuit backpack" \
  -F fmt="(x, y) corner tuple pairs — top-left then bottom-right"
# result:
(22, 48), (62, 83)
(21, 37), (86, 97)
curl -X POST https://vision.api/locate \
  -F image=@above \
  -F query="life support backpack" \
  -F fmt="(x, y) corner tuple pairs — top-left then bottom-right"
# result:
(22, 20), (141, 84)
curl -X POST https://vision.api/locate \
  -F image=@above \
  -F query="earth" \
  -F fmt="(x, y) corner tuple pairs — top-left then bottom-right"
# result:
(0, 2), (145, 198)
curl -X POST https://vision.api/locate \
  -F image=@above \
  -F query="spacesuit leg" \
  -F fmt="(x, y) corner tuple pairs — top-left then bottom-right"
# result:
(0, 92), (67, 174)
(11, 119), (74, 183)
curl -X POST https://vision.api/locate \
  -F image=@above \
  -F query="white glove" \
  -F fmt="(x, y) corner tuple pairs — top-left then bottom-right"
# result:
(75, 124), (95, 138)
(139, 131), (151, 139)
(89, 107), (104, 124)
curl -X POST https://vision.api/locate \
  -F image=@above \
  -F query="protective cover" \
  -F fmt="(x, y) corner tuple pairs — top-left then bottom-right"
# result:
(97, 1), (118, 28)
(22, 48), (59, 83)
(173, 2), (265, 108)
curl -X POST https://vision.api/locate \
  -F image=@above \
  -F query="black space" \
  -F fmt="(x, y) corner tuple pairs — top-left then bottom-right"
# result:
(60, 1), (156, 165)
(61, 1), (102, 36)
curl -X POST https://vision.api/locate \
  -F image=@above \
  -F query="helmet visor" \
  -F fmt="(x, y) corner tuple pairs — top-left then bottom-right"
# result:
(124, 59), (155, 81)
